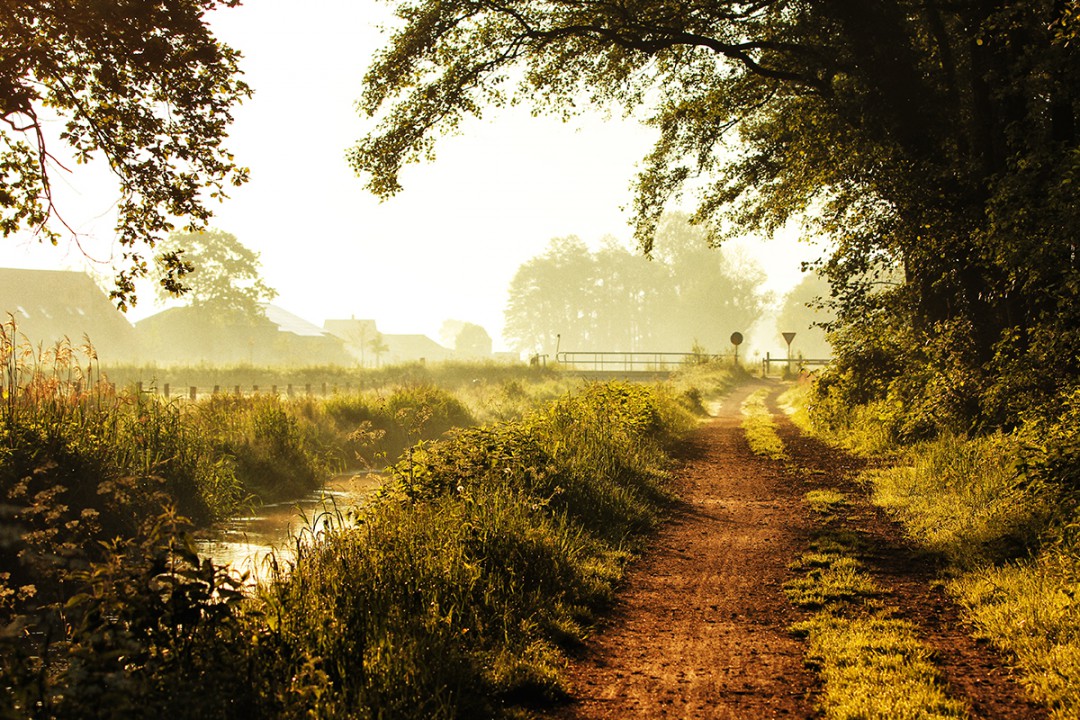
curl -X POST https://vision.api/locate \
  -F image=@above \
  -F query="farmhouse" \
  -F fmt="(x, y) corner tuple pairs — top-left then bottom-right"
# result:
(137, 303), (350, 366)
(0, 268), (138, 361)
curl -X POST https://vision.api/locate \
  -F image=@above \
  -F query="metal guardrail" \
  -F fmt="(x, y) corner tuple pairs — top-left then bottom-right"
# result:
(555, 351), (730, 372)
(554, 351), (834, 375)
(761, 355), (833, 375)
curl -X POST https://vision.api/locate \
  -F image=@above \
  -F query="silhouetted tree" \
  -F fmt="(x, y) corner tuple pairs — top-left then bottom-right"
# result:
(776, 273), (835, 361)
(369, 333), (389, 368)
(155, 230), (276, 323)
(454, 323), (493, 357)
(504, 236), (598, 355)
(0, 0), (250, 309)
(504, 215), (766, 354)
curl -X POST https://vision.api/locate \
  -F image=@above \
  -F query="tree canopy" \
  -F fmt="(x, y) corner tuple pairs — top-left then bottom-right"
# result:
(441, 319), (494, 357)
(155, 229), (276, 322)
(0, 0), (250, 309)
(356, 0), (1080, 432)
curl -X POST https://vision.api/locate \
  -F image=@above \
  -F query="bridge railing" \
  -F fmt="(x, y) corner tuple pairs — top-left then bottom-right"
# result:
(555, 351), (729, 372)
(761, 354), (833, 376)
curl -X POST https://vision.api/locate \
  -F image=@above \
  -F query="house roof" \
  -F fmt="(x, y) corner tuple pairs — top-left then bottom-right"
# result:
(384, 333), (454, 361)
(261, 304), (332, 337)
(323, 318), (379, 341)
(134, 303), (350, 366)
(0, 268), (136, 355)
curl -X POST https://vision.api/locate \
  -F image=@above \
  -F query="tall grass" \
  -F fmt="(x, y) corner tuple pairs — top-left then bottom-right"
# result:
(0, 324), (490, 703)
(865, 433), (1058, 568)
(2, 335), (699, 720)
(251, 382), (695, 718)
(101, 359), (562, 398)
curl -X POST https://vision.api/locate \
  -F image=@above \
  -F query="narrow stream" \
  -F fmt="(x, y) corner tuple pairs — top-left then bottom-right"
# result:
(196, 472), (385, 578)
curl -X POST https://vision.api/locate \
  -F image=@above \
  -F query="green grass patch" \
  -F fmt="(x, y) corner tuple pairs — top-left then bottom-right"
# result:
(864, 433), (1056, 569)
(792, 614), (969, 720)
(782, 382), (900, 457)
(950, 545), (1080, 719)
(786, 527), (878, 610)
(741, 387), (787, 459)
(669, 361), (748, 415)
(787, 492), (966, 718)
(805, 489), (848, 518)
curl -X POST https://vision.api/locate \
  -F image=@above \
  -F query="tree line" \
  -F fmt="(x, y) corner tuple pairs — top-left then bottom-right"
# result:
(503, 214), (766, 356)
(354, 0), (1080, 436)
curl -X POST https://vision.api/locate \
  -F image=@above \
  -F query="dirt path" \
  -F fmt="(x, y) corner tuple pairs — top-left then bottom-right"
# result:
(542, 381), (1043, 719)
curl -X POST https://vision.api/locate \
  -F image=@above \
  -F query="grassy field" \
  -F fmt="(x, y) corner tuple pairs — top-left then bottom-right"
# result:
(1, 334), (735, 719)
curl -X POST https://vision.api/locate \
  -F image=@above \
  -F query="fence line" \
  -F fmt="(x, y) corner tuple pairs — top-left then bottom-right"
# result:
(555, 351), (734, 372)
(760, 353), (833, 376)
(135, 380), (360, 401)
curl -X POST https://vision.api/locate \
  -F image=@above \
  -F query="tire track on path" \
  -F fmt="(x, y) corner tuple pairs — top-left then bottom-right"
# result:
(543, 381), (1046, 719)
(545, 382), (818, 719)
(768, 389), (1046, 719)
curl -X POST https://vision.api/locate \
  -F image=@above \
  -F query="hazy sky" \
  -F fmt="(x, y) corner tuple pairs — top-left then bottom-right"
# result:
(0, 0), (819, 353)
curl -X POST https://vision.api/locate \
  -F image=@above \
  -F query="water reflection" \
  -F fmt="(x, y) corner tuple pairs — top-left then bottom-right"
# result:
(196, 472), (385, 578)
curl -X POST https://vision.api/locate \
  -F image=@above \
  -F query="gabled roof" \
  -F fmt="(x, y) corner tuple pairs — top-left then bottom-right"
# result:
(383, 333), (455, 362)
(0, 268), (136, 357)
(261, 304), (333, 338)
(133, 302), (351, 366)
(324, 318), (379, 340)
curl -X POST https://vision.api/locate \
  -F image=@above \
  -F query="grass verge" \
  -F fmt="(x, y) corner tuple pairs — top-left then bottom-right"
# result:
(1, 379), (698, 719)
(788, 380), (1080, 718)
(762, 386), (968, 717)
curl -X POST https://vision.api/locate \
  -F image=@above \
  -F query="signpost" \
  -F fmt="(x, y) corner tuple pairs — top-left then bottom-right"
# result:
(730, 331), (744, 366)
(782, 332), (796, 375)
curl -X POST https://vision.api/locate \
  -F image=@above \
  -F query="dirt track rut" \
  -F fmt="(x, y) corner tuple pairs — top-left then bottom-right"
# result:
(543, 382), (1043, 719)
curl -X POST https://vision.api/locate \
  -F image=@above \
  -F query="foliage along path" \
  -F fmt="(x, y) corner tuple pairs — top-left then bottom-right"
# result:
(543, 382), (1044, 719)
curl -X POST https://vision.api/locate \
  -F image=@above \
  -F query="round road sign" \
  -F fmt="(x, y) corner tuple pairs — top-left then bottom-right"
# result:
(730, 332), (744, 346)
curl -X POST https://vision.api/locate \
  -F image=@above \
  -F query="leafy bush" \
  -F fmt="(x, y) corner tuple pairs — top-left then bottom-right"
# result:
(1, 511), (255, 720)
